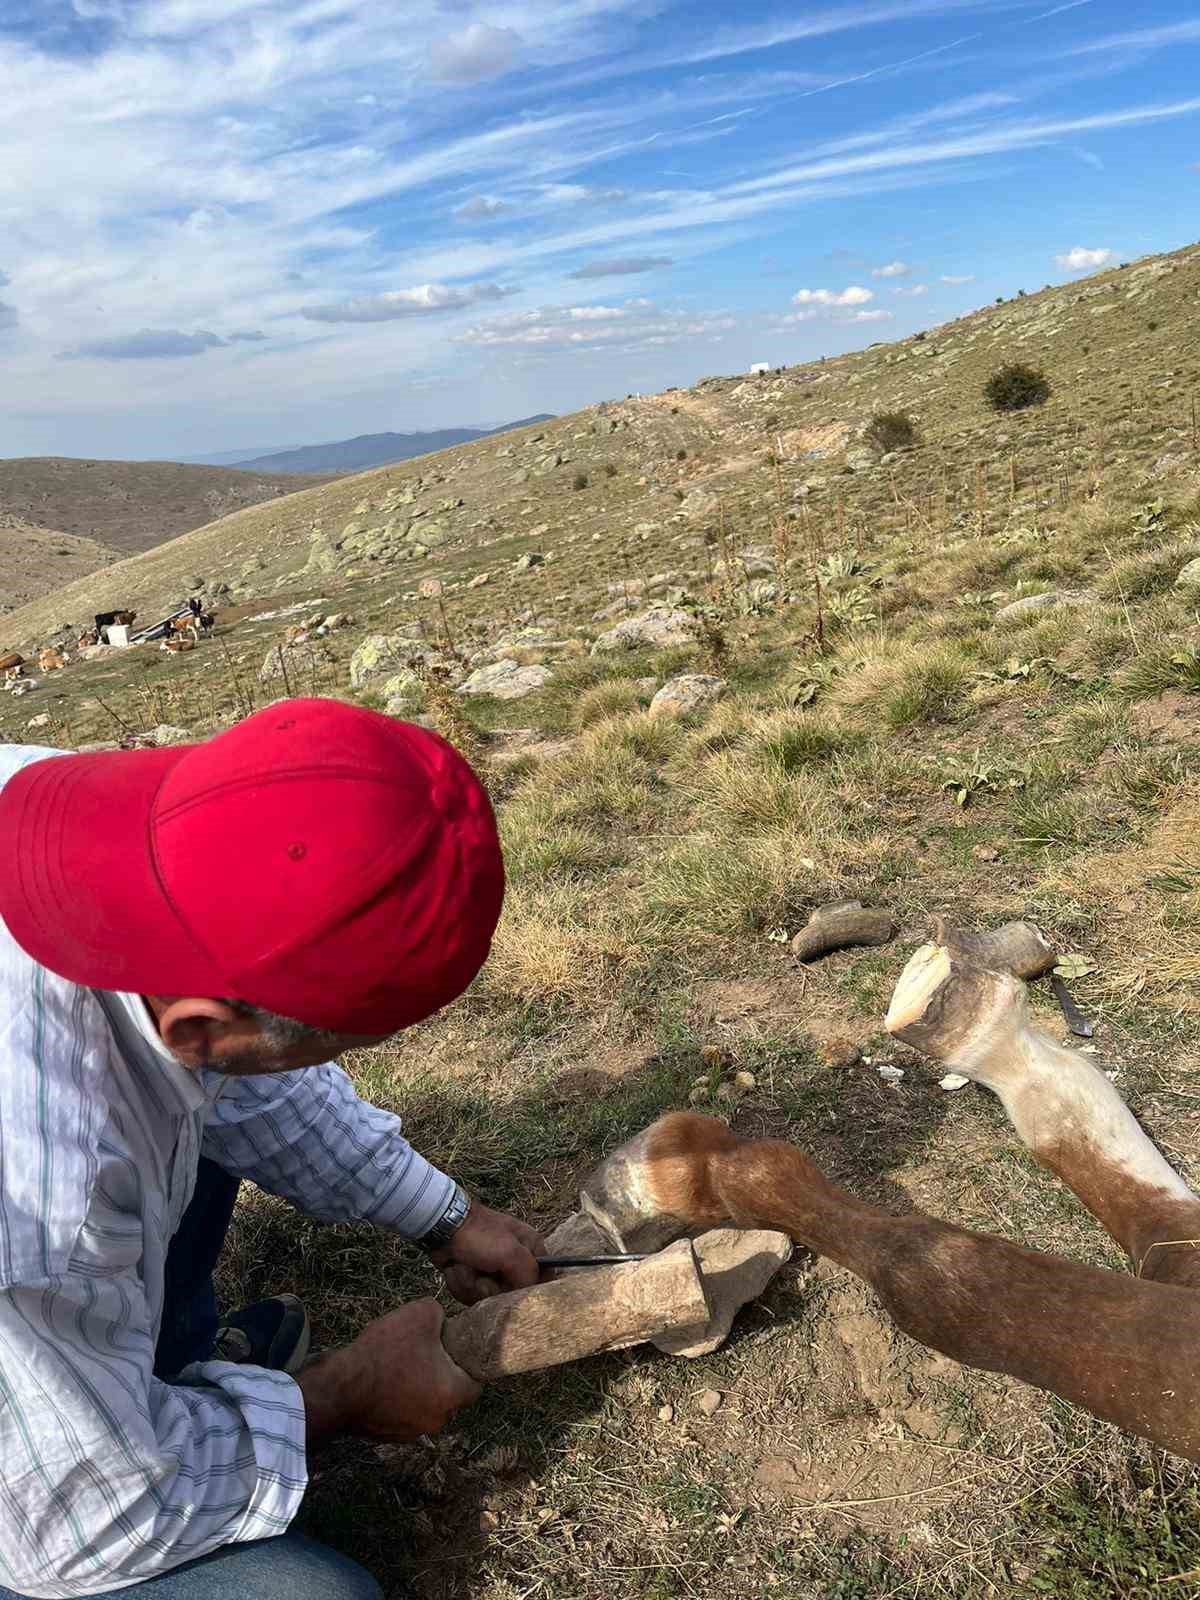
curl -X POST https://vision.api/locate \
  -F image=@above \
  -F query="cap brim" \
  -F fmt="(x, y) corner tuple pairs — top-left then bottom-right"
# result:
(0, 747), (228, 998)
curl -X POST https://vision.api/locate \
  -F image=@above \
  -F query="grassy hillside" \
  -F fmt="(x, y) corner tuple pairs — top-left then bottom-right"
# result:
(4, 241), (1200, 1598)
(0, 454), (337, 561)
(0, 518), (120, 616)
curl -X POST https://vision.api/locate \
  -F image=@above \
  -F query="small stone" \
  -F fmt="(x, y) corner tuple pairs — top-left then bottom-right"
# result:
(971, 845), (1000, 863)
(876, 1063), (905, 1082)
(1176, 558), (1200, 590)
(468, 572), (490, 588)
(734, 1070), (757, 1090)
(148, 724), (191, 747)
(995, 591), (1086, 623)
(695, 1389), (723, 1416)
(478, 1511), (500, 1534)
(514, 551), (545, 571)
(940, 1073), (971, 1091)
(26, 713), (51, 728)
(657, 1403), (675, 1423)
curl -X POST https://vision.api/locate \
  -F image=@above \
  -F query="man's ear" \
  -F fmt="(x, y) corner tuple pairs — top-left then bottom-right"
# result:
(151, 997), (244, 1068)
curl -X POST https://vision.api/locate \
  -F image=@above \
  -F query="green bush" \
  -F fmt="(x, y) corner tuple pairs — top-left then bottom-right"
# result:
(863, 411), (917, 453)
(985, 361), (1052, 413)
(572, 470), (589, 491)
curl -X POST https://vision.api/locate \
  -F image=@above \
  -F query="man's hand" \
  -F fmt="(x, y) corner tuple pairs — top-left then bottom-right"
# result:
(430, 1202), (544, 1304)
(299, 1299), (480, 1447)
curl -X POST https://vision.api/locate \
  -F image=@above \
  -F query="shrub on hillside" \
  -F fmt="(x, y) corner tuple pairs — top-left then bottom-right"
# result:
(985, 362), (1051, 413)
(863, 411), (917, 453)
(573, 471), (589, 491)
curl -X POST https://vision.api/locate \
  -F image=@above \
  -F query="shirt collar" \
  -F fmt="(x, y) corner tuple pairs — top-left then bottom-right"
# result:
(104, 989), (211, 1114)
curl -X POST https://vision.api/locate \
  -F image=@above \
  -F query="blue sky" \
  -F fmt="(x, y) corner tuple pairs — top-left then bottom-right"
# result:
(0, 0), (1197, 460)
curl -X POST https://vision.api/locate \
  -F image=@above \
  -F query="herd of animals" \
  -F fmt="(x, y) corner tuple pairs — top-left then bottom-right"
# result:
(1, 599), (215, 686)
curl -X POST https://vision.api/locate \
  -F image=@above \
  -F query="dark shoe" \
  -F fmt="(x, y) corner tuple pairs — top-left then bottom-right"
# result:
(214, 1294), (310, 1375)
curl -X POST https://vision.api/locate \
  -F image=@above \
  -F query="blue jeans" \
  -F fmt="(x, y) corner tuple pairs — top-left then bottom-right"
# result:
(0, 1161), (384, 1600)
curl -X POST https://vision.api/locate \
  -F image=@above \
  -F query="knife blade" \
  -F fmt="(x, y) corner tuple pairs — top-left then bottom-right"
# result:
(1051, 972), (1095, 1039)
(535, 1254), (653, 1270)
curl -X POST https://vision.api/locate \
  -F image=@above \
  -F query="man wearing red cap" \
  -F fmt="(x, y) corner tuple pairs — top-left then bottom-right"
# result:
(0, 700), (543, 1600)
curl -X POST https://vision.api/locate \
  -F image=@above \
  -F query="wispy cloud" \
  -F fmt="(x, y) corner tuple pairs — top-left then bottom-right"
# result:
(1071, 21), (1200, 57)
(301, 283), (515, 323)
(457, 299), (735, 351)
(569, 257), (674, 278)
(872, 259), (911, 277)
(1026, 1), (1096, 22)
(0, 301), (17, 332)
(941, 273), (977, 284)
(893, 283), (929, 295)
(1055, 245), (1116, 271)
(665, 0), (999, 68)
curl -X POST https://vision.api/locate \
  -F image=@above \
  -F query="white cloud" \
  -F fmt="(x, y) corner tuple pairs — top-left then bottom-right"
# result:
(893, 283), (929, 296)
(792, 285), (875, 307)
(567, 305), (626, 320)
(780, 305), (892, 325)
(1055, 245), (1117, 272)
(429, 23), (521, 85)
(872, 260), (911, 277)
(941, 273), (976, 284)
(454, 197), (510, 222)
(301, 283), (514, 323)
(569, 257), (673, 278)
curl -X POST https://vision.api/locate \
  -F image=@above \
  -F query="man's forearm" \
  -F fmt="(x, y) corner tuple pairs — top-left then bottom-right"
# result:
(297, 1347), (361, 1449)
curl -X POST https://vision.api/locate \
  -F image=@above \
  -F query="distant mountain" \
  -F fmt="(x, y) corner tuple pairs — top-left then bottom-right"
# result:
(231, 415), (555, 474)
(171, 446), (302, 466)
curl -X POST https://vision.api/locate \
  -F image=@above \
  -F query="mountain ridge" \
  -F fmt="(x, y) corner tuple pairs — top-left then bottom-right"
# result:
(230, 414), (556, 474)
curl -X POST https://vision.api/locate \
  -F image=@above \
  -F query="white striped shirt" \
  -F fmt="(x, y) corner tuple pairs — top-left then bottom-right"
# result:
(0, 744), (455, 1597)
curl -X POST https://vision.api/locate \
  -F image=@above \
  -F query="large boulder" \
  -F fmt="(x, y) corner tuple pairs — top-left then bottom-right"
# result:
(649, 674), (728, 717)
(304, 528), (341, 575)
(456, 660), (552, 700)
(591, 608), (695, 654)
(348, 634), (427, 691)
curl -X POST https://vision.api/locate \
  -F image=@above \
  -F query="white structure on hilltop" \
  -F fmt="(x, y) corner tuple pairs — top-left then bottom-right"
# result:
(749, 361), (771, 375)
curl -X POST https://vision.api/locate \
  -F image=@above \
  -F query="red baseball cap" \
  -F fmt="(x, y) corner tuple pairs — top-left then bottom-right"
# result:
(0, 699), (505, 1035)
